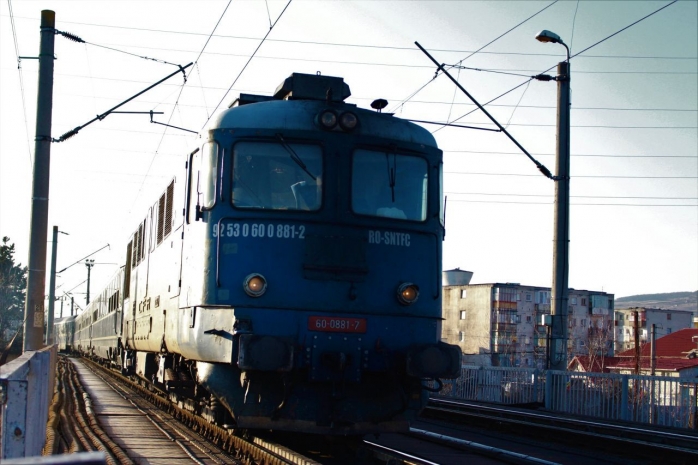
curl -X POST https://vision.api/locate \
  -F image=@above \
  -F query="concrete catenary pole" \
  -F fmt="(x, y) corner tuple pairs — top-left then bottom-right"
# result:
(46, 226), (58, 344)
(86, 259), (94, 305)
(549, 59), (571, 370)
(23, 10), (56, 351)
(634, 310), (640, 375)
(650, 323), (657, 376)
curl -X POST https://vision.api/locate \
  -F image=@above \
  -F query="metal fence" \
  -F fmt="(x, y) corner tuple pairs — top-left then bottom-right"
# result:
(435, 365), (698, 430)
(0, 346), (57, 459)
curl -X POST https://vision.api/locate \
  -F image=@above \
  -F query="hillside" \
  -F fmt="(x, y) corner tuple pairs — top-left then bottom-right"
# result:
(615, 291), (697, 313)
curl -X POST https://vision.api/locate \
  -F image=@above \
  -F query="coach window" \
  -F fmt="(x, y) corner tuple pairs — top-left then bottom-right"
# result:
(232, 141), (322, 211)
(352, 149), (428, 221)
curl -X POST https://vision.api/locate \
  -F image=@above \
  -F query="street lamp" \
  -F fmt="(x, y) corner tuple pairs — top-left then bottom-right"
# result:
(535, 29), (571, 371)
(46, 226), (69, 345)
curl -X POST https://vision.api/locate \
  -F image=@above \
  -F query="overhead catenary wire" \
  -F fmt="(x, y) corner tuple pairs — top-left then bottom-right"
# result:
(204, 0), (294, 129)
(29, 80), (697, 113)
(446, 199), (697, 207)
(6, 0), (33, 167)
(442, 149), (697, 158)
(446, 171), (698, 179)
(389, 0), (560, 114)
(6, 13), (695, 60)
(445, 191), (698, 200)
(21, 37), (696, 73)
(439, 0), (683, 130)
(130, 0), (234, 213)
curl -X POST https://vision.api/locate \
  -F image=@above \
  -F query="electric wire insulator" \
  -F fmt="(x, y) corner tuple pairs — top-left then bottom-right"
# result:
(58, 30), (85, 43)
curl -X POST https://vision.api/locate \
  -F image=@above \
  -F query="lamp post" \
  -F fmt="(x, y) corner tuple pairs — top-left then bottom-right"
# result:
(535, 30), (571, 371)
(46, 226), (69, 344)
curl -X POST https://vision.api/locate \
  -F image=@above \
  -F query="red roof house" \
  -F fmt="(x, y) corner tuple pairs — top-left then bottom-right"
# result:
(607, 328), (698, 378)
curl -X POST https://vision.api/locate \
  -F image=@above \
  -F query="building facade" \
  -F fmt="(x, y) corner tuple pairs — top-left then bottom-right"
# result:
(442, 273), (614, 368)
(614, 307), (695, 353)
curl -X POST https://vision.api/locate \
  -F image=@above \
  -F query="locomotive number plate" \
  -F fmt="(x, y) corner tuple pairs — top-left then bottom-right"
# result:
(308, 316), (366, 333)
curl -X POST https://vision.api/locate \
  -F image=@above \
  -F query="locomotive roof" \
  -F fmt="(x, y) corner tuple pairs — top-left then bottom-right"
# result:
(209, 73), (437, 148)
(211, 98), (438, 148)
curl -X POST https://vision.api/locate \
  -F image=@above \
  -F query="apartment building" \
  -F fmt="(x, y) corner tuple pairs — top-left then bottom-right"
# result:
(614, 307), (695, 353)
(442, 270), (614, 368)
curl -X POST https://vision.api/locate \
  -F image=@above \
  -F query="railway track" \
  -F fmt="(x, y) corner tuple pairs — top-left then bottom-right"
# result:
(46, 356), (321, 464)
(49, 355), (470, 464)
(420, 397), (698, 464)
(54, 355), (690, 465)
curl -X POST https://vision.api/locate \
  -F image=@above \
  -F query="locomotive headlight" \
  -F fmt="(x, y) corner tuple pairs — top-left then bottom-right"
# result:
(339, 112), (358, 131)
(243, 273), (267, 297)
(318, 110), (338, 129)
(397, 283), (419, 305)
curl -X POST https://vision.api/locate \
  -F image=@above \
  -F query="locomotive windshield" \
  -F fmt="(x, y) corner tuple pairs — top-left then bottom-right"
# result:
(351, 149), (428, 221)
(232, 141), (322, 210)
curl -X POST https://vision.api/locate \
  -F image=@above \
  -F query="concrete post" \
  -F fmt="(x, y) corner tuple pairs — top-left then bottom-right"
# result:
(23, 10), (56, 351)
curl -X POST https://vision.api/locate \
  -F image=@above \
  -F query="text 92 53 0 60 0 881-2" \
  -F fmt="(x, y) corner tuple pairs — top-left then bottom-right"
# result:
(213, 222), (306, 239)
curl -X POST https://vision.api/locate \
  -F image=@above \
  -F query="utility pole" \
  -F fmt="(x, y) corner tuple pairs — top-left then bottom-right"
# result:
(650, 323), (657, 423)
(46, 226), (67, 344)
(23, 10), (56, 351)
(549, 58), (571, 371)
(46, 226), (58, 344)
(86, 259), (95, 304)
(634, 310), (640, 375)
(535, 30), (571, 371)
(650, 323), (657, 376)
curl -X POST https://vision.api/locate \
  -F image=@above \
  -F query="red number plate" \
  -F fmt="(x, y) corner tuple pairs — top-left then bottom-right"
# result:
(308, 316), (367, 333)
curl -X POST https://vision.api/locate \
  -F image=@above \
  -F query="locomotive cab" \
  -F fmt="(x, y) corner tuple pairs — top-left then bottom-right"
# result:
(124, 72), (461, 435)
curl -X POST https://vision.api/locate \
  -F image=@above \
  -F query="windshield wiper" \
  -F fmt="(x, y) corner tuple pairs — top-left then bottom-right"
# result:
(386, 151), (397, 202)
(276, 133), (317, 181)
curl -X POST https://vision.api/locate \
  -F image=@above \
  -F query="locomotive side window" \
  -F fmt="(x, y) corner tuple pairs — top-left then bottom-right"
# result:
(351, 149), (428, 221)
(202, 141), (218, 209)
(232, 141), (322, 211)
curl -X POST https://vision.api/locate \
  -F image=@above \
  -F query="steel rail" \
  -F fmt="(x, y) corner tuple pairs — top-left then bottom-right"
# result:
(424, 398), (698, 461)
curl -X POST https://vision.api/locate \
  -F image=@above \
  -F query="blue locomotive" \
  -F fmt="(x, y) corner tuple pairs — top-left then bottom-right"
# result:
(61, 73), (461, 435)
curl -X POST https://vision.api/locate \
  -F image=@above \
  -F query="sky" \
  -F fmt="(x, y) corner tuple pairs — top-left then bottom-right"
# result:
(0, 0), (696, 315)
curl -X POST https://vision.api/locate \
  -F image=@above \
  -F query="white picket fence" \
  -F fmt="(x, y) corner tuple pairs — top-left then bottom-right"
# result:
(437, 365), (698, 429)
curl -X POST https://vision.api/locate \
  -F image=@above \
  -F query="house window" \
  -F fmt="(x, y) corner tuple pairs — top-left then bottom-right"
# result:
(571, 297), (577, 305)
(461, 289), (467, 299)
(581, 298), (587, 305)
(460, 310), (466, 320)
(667, 314), (671, 320)
(459, 331), (464, 342)
(526, 315), (531, 323)
(581, 319), (586, 327)
(526, 293), (531, 302)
